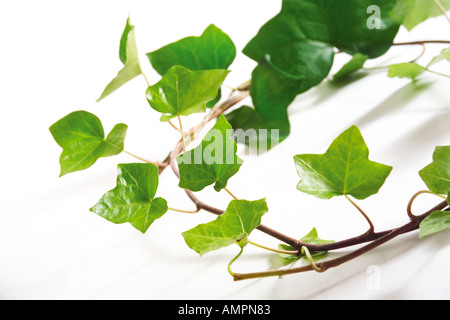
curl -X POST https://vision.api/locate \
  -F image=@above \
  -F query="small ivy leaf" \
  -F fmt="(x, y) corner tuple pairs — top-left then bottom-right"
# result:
(428, 46), (450, 67)
(278, 228), (334, 264)
(97, 17), (142, 102)
(419, 146), (450, 195)
(90, 163), (168, 234)
(387, 63), (426, 80)
(177, 114), (243, 192)
(333, 53), (369, 81)
(419, 196), (450, 239)
(182, 199), (268, 255)
(294, 125), (393, 200)
(146, 66), (230, 121)
(49, 111), (127, 176)
(390, 0), (450, 31)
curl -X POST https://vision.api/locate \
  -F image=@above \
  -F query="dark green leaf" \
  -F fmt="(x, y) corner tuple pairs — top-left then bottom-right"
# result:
(333, 53), (368, 80)
(294, 125), (392, 200)
(419, 146), (450, 195)
(388, 62), (426, 79)
(90, 163), (168, 233)
(177, 115), (243, 192)
(146, 66), (229, 121)
(49, 111), (127, 176)
(390, 0), (450, 31)
(97, 18), (143, 102)
(182, 199), (268, 255)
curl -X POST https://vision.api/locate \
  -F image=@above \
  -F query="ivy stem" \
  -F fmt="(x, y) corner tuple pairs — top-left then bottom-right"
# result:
(168, 207), (200, 214)
(393, 40), (450, 46)
(224, 187), (238, 200)
(248, 240), (299, 255)
(424, 67), (450, 78)
(168, 120), (182, 133)
(433, 0), (450, 25)
(227, 246), (244, 277)
(123, 150), (168, 169)
(345, 194), (375, 233)
(177, 116), (187, 152)
(407, 190), (447, 220)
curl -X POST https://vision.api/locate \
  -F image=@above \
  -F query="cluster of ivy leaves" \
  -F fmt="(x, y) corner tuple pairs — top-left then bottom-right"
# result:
(49, 0), (450, 266)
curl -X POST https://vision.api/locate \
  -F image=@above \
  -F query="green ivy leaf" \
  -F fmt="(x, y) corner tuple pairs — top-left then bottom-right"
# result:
(390, 0), (450, 31)
(278, 228), (334, 264)
(146, 65), (229, 121)
(177, 115), (243, 192)
(419, 146), (450, 195)
(387, 62), (426, 80)
(147, 24), (236, 75)
(182, 199), (268, 255)
(90, 163), (168, 234)
(333, 53), (369, 81)
(226, 59), (296, 150)
(419, 197), (450, 239)
(233, 0), (400, 146)
(294, 125), (393, 200)
(49, 111), (127, 176)
(97, 17), (143, 102)
(428, 46), (450, 67)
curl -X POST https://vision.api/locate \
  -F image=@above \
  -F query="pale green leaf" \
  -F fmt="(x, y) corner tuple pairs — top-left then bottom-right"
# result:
(388, 63), (426, 79)
(390, 0), (450, 31)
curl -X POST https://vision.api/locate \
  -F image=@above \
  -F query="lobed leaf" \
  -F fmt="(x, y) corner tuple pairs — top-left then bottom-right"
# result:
(419, 196), (450, 239)
(294, 125), (393, 200)
(146, 66), (229, 121)
(49, 111), (127, 176)
(333, 53), (369, 81)
(177, 115), (243, 192)
(419, 146), (450, 195)
(90, 163), (168, 233)
(182, 199), (268, 255)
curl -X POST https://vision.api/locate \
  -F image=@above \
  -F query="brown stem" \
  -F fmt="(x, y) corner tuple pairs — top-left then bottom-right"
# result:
(393, 40), (450, 46)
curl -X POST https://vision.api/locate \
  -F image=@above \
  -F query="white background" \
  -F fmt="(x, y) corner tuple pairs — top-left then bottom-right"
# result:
(0, 0), (449, 300)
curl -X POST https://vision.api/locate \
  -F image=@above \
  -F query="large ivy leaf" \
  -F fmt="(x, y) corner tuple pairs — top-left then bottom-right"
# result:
(419, 146), (450, 195)
(147, 24), (236, 75)
(390, 0), (450, 31)
(97, 18), (143, 102)
(90, 163), (168, 234)
(146, 65), (229, 121)
(278, 228), (334, 264)
(49, 111), (127, 176)
(231, 0), (400, 148)
(294, 125), (392, 200)
(177, 115), (243, 192)
(182, 199), (268, 255)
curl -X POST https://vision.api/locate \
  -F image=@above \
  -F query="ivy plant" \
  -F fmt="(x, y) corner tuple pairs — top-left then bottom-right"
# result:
(50, 1), (450, 281)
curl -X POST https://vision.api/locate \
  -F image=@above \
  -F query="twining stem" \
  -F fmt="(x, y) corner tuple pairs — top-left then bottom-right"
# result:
(123, 150), (168, 169)
(178, 116), (187, 152)
(407, 190), (447, 220)
(393, 40), (450, 46)
(345, 194), (375, 233)
(224, 187), (238, 200)
(168, 120), (182, 133)
(302, 246), (325, 273)
(433, 0), (450, 25)
(248, 240), (299, 255)
(168, 207), (200, 214)
(227, 246), (244, 277)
